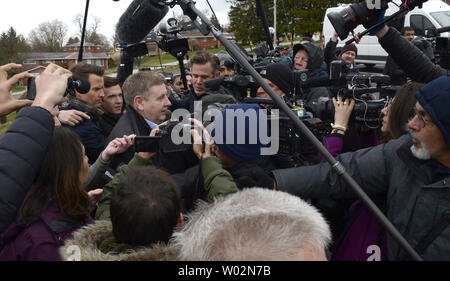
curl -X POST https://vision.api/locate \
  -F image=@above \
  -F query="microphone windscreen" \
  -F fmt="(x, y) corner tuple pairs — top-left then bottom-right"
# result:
(72, 77), (91, 94)
(116, 0), (169, 44)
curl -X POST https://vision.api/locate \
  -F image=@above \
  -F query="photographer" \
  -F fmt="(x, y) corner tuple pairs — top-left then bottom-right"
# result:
(324, 31), (359, 75)
(0, 63), (71, 234)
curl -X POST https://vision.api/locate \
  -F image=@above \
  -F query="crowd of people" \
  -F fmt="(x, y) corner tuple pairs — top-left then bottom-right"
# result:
(0, 13), (449, 262)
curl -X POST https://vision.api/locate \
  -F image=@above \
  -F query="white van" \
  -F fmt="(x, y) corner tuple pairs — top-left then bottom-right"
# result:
(322, 0), (450, 67)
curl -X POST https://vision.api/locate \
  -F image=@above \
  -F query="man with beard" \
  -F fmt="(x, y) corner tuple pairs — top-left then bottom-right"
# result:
(271, 76), (450, 260)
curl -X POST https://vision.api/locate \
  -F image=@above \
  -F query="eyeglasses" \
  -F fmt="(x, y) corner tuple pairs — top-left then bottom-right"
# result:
(413, 108), (431, 129)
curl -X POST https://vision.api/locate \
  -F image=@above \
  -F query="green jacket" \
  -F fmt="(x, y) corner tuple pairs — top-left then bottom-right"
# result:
(95, 154), (238, 221)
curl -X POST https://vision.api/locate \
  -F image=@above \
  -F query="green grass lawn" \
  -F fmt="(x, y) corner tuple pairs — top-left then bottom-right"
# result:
(0, 111), (17, 134)
(11, 86), (26, 93)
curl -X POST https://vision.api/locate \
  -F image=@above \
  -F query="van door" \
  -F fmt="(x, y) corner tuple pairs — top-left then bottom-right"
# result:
(410, 14), (438, 36)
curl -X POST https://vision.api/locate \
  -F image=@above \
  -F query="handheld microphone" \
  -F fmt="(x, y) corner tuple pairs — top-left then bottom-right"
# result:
(116, 0), (169, 44)
(68, 77), (91, 94)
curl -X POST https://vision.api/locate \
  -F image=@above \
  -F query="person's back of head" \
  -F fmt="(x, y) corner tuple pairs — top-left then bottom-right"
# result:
(172, 188), (331, 261)
(211, 104), (269, 165)
(110, 166), (181, 246)
(20, 127), (90, 224)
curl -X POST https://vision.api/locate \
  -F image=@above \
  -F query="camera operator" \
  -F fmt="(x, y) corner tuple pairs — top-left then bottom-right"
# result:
(291, 43), (330, 103)
(272, 76), (450, 260)
(0, 63), (71, 234)
(256, 63), (294, 102)
(216, 51), (236, 78)
(169, 52), (235, 113)
(324, 31), (359, 75)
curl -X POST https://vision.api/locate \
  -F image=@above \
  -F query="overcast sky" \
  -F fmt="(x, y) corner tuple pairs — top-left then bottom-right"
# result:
(0, 0), (231, 42)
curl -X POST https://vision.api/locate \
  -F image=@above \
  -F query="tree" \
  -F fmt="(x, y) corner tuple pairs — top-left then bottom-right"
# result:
(72, 14), (111, 51)
(28, 20), (68, 52)
(67, 37), (80, 45)
(0, 27), (30, 65)
(227, 0), (353, 45)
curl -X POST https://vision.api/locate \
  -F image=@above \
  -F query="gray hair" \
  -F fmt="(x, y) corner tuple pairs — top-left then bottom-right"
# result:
(122, 71), (166, 107)
(172, 188), (331, 261)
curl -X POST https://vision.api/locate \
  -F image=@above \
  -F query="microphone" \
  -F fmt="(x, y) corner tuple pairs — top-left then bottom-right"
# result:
(68, 77), (91, 94)
(116, 0), (169, 44)
(204, 77), (224, 89)
(300, 77), (332, 89)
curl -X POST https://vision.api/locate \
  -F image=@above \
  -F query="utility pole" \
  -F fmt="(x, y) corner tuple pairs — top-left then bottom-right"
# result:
(273, 0), (277, 46)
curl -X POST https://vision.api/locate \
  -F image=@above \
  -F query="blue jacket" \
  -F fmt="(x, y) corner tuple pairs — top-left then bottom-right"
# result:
(0, 106), (54, 234)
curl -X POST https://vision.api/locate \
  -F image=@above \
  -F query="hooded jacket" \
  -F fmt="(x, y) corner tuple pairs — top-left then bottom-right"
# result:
(59, 221), (177, 261)
(297, 43), (330, 103)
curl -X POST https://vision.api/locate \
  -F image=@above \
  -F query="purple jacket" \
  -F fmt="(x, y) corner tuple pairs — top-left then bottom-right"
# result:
(0, 204), (93, 261)
(318, 131), (378, 161)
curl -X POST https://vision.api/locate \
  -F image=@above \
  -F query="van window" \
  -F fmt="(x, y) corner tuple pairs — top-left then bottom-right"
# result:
(431, 11), (450, 27)
(410, 15), (435, 36)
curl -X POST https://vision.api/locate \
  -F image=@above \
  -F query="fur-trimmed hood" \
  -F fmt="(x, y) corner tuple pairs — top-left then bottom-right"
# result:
(59, 220), (178, 261)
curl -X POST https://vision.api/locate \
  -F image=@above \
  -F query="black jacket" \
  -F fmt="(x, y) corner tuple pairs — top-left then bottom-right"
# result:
(272, 135), (450, 260)
(300, 43), (331, 103)
(0, 106), (54, 234)
(383, 55), (407, 85)
(61, 99), (107, 164)
(378, 27), (448, 83)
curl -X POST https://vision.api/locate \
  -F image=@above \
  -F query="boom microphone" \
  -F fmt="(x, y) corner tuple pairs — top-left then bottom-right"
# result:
(116, 0), (169, 44)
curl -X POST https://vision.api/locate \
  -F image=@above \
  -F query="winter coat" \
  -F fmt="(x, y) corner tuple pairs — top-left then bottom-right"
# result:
(300, 43), (330, 103)
(0, 204), (93, 261)
(61, 99), (107, 164)
(319, 130), (378, 162)
(378, 27), (448, 83)
(59, 220), (177, 261)
(0, 106), (54, 234)
(272, 134), (450, 260)
(383, 55), (407, 85)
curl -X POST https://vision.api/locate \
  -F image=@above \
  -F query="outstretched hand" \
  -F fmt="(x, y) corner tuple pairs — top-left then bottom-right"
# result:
(101, 135), (135, 162)
(0, 63), (34, 116)
(190, 118), (214, 159)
